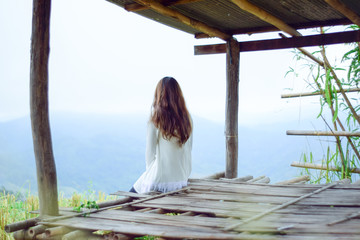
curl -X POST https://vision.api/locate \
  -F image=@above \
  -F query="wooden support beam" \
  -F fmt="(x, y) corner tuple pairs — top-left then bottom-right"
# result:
(287, 130), (360, 137)
(125, 0), (202, 12)
(133, 0), (231, 40)
(291, 161), (360, 174)
(195, 18), (352, 38)
(30, 0), (59, 217)
(229, 0), (301, 37)
(325, 0), (360, 27)
(195, 30), (360, 55)
(281, 87), (360, 98)
(225, 38), (239, 179)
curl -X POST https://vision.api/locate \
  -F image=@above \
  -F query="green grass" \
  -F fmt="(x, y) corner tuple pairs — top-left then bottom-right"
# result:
(0, 189), (116, 240)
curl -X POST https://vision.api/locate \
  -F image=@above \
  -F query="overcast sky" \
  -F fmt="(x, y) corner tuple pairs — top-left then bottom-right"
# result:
(0, 0), (323, 125)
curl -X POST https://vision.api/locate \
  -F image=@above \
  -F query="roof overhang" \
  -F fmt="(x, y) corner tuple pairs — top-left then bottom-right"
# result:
(107, 0), (360, 42)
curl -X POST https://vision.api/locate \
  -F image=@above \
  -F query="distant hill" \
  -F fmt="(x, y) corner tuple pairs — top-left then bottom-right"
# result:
(0, 112), (321, 196)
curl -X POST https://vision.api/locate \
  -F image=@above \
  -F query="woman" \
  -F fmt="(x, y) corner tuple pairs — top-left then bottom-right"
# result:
(131, 77), (193, 194)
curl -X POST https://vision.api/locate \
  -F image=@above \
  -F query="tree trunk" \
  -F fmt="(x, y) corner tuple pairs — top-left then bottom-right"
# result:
(30, 0), (58, 217)
(225, 38), (239, 178)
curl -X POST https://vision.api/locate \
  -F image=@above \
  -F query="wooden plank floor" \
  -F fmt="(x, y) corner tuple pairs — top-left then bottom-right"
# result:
(37, 177), (360, 240)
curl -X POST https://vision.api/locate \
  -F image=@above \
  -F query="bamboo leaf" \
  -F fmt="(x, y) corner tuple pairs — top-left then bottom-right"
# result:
(332, 86), (339, 123)
(317, 98), (324, 118)
(325, 69), (332, 106)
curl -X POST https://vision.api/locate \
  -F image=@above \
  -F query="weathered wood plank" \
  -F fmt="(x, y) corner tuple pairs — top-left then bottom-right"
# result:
(236, 219), (360, 234)
(226, 183), (338, 231)
(34, 179), (360, 240)
(110, 191), (148, 198)
(184, 192), (297, 204)
(92, 209), (350, 227)
(188, 184), (321, 197)
(41, 217), (239, 239)
(88, 209), (236, 228)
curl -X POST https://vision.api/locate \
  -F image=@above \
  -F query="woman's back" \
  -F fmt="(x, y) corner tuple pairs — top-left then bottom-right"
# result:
(131, 77), (193, 194)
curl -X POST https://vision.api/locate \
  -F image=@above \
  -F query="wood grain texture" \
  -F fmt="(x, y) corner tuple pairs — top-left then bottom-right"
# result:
(30, 0), (59, 217)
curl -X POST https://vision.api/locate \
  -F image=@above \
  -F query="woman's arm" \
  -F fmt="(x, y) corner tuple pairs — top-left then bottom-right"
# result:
(145, 121), (157, 169)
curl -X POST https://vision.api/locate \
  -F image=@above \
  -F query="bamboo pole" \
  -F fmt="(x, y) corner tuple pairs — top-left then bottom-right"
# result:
(321, 46), (360, 125)
(5, 218), (39, 233)
(286, 130), (360, 137)
(279, 33), (360, 162)
(113, 233), (131, 240)
(62, 230), (96, 240)
(30, 0), (59, 217)
(225, 38), (240, 179)
(220, 175), (253, 182)
(203, 171), (225, 179)
(246, 175), (266, 183)
(133, 0), (231, 40)
(253, 176), (270, 184)
(44, 226), (72, 237)
(28, 225), (46, 238)
(281, 87), (360, 98)
(291, 161), (360, 174)
(324, 0), (360, 27)
(276, 175), (310, 185)
(229, 0), (301, 37)
(97, 197), (132, 208)
(315, 77), (360, 162)
(327, 210), (360, 226)
(279, 34), (360, 126)
(319, 38), (346, 177)
(12, 229), (32, 240)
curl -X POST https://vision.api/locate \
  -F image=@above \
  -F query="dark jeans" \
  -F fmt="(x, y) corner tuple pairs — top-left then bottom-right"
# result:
(129, 186), (137, 193)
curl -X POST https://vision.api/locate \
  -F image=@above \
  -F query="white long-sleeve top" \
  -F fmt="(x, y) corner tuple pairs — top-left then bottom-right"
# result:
(133, 121), (193, 194)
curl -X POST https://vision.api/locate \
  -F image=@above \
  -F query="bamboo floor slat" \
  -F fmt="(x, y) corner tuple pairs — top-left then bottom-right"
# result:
(30, 178), (360, 239)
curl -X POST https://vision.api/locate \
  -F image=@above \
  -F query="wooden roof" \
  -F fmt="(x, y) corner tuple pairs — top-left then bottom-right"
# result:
(106, 0), (360, 40)
(19, 176), (360, 240)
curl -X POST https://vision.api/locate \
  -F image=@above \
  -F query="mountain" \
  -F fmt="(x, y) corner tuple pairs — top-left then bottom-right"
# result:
(0, 112), (320, 196)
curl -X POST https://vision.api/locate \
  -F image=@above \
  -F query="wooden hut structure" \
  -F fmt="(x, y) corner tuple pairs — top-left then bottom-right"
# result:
(5, 0), (360, 239)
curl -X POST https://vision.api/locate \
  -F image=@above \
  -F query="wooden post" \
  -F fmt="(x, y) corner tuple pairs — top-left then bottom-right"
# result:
(30, 0), (59, 216)
(225, 38), (239, 178)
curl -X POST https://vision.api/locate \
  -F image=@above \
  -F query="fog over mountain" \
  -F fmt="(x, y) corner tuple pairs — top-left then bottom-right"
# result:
(0, 112), (323, 196)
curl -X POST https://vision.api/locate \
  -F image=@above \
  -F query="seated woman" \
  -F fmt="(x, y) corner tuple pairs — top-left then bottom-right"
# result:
(130, 76), (193, 194)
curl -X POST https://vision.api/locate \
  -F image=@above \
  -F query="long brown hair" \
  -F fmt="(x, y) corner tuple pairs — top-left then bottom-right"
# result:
(151, 77), (192, 146)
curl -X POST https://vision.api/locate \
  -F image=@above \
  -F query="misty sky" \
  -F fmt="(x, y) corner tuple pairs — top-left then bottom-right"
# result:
(1, 0), (324, 125)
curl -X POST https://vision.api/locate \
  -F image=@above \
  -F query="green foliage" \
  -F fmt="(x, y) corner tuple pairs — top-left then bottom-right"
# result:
(73, 200), (99, 216)
(164, 212), (180, 216)
(1, 189), (116, 240)
(288, 25), (360, 183)
(134, 236), (159, 240)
